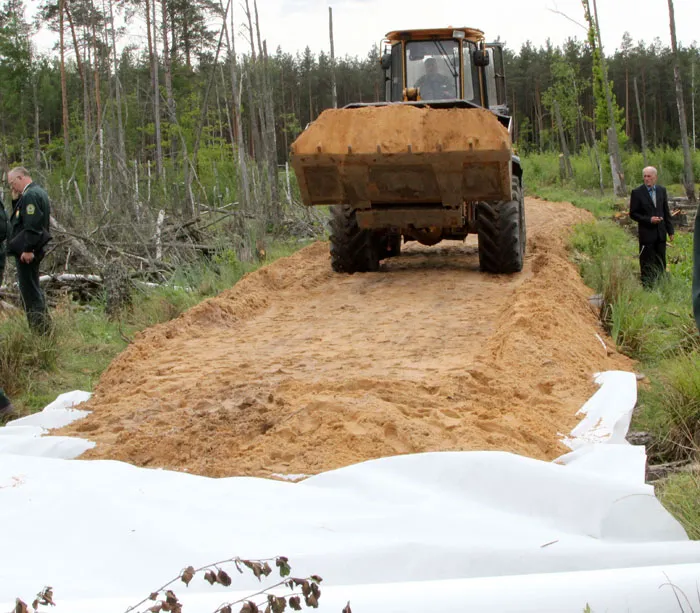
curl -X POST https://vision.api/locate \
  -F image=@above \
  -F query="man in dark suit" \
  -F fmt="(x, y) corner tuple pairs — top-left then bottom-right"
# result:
(629, 166), (675, 288)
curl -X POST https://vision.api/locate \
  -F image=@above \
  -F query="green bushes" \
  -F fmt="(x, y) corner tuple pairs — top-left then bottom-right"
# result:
(0, 315), (59, 397)
(658, 471), (700, 540)
(523, 149), (700, 192)
(636, 352), (700, 462)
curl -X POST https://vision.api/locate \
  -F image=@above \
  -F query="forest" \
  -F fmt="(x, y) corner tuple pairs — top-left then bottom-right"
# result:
(0, 0), (698, 267)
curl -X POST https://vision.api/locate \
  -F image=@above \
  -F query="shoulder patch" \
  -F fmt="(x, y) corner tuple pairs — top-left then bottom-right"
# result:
(26, 204), (35, 215)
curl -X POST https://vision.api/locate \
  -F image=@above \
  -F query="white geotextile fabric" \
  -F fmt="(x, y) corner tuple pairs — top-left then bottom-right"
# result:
(1, 372), (699, 612)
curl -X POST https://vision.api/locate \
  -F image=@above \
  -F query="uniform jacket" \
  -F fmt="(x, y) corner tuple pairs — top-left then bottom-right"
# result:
(8, 182), (51, 255)
(629, 183), (674, 244)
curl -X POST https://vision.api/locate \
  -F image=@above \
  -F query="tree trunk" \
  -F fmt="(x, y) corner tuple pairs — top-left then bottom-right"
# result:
(692, 59), (696, 152)
(91, 19), (103, 198)
(224, 7), (254, 261)
(554, 100), (573, 180)
(106, 0), (126, 164)
(146, 0), (164, 182)
(591, 128), (605, 196)
(220, 65), (235, 146)
(189, 0), (232, 217)
(591, 0), (627, 197)
(92, 21), (102, 134)
(668, 0), (697, 202)
(31, 58), (40, 168)
(83, 41), (90, 210)
(633, 77), (648, 167)
(161, 0), (178, 164)
(59, 0), (70, 163)
(262, 40), (280, 220)
(329, 7), (337, 109)
(625, 66), (629, 137)
(534, 84), (544, 152)
(65, 0), (84, 83)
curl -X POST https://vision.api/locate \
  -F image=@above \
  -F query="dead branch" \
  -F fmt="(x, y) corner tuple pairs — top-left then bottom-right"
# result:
(50, 215), (103, 269)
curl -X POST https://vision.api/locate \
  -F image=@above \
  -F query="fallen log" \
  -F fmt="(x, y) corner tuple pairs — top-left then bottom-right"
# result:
(646, 461), (699, 482)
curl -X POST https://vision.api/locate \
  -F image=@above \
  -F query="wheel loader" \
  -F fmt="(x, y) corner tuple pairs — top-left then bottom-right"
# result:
(289, 27), (524, 274)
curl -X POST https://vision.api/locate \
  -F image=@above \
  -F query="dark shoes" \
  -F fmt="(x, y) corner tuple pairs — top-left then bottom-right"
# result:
(0, 403), (18, 424)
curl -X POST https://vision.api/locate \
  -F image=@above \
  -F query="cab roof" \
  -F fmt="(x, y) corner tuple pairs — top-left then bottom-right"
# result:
(384, 27), (485, 43)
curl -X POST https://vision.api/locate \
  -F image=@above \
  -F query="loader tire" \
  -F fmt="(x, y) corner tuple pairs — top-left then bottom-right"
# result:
(477, 178), (525, 274)
(512, 176), (526, 251)
(329, 205), (380, 273)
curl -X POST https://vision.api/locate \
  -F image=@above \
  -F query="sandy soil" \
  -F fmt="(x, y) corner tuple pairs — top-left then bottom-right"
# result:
(291, 105), (508, 154)
(58, 197), (635, 478)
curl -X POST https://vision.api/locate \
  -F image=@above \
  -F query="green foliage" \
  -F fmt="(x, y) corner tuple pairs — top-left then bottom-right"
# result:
(624, 148), (700, 188)
(580, 0), (626, 145)
(523, 149), (700, 193)
(541, 55), (584, 144)
(657, 471), (700, 539)
(0, 314), (59, 397)
(0, 304), (126, 413)
(636, 352), (700, 461)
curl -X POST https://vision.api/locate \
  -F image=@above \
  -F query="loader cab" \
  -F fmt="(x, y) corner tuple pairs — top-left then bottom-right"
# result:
(484, 43), (508, 115)
(380, 28), (508, 114)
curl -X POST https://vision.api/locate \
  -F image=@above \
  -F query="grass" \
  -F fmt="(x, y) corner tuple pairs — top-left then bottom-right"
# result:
(532, 152), (700, 538)
(657, 470), (700, 540)
(0, 238), (314, 415)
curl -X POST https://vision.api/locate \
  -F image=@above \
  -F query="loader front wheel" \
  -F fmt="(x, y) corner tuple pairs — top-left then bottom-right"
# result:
(477, 193), (525, 274)
(329, 205), (380, 273)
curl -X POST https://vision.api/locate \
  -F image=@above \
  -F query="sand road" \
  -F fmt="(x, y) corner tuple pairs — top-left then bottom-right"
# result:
(59, 198), (634, 478)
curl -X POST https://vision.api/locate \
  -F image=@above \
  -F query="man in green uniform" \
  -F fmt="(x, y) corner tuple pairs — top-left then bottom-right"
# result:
(7, 166), (52, 334)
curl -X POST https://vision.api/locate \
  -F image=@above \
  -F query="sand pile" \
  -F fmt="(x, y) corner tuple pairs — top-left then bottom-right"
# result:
(291, 106), (510, 155)
(58, 198), (634, 478)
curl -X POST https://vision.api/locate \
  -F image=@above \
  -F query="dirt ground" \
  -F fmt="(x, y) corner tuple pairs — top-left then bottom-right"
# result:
(58, 197), (635, 478)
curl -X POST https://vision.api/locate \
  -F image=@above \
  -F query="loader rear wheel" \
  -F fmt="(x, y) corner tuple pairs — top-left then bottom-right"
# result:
(329, 205), (381, 273)
(477, 179), (525, 274)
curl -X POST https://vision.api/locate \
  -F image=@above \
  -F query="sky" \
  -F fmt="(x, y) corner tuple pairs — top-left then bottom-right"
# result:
(252, 0), (698, 58)
(26, 0), (699, 60)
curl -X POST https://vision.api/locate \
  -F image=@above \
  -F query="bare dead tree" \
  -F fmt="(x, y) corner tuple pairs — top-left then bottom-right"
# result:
(59, 0), (70, 163)
(633, 77), (648, 167)
(145, 0), (164, 183)
(553, 100), (573, 179)
(329, 6), (337, 109)
(668, 0), (697, 202)
(105, 0), (126, 166)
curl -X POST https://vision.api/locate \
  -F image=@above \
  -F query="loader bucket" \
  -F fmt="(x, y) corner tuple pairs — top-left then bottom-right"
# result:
(289, 105), (513, 209)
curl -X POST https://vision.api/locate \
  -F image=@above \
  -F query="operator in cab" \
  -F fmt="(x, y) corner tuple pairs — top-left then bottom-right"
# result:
(415, 57), (455, 100)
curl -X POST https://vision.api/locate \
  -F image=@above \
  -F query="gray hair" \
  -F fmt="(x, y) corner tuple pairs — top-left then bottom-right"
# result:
(642, 166), (658, 177)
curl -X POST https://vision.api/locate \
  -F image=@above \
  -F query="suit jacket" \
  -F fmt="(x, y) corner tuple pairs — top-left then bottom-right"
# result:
(629, 184), (674, 244)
